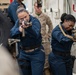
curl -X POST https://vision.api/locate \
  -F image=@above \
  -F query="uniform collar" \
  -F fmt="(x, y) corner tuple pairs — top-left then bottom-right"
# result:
(60, 22), (67, 33)
(35, 12), (42, 16)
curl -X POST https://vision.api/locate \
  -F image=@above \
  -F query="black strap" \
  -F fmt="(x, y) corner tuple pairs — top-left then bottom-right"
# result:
(53, 51), (70, 56)
(20, 44), (41, 50)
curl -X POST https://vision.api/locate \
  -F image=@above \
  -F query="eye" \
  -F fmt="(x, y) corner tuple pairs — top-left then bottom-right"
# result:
(24, 16), (26, 18)
(19, 18), (24, 21)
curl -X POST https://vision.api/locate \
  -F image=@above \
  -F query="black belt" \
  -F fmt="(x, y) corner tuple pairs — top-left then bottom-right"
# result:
(53, 51), (70, 57)
(20, 44), (41, 50)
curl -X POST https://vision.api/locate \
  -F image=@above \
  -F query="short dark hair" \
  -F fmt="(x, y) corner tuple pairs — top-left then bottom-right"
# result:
(61, 13), (76, 23)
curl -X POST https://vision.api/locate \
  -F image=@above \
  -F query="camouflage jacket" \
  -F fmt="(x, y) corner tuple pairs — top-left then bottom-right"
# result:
(32, 12), (53, 42)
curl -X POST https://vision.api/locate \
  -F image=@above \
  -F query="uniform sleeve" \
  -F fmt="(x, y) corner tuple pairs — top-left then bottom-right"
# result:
(8, 5), (18, 23)
(8, 6), (13, 21)
(25, 19), (41, 39)
(52, 29), (73, 44)
(10, 20), (21, 38)
(46, 15), (53, 36)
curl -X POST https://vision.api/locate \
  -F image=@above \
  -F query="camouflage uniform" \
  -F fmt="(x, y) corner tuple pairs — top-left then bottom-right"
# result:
(32, 12), (53, 75)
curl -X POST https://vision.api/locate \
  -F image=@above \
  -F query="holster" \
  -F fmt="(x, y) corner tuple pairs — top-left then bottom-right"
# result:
(71, 55), (76, 68)
(65, 55), (75, 69)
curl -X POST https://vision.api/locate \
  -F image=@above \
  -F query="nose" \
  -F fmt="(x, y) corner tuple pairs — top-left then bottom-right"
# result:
(24, 18), (27, 21)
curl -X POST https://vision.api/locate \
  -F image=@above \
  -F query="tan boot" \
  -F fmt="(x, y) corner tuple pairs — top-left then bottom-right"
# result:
(44, 68), (53, 75)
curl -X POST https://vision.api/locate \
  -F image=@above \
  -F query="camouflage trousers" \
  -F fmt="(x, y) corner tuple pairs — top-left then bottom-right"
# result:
(42, 42), (52, 75)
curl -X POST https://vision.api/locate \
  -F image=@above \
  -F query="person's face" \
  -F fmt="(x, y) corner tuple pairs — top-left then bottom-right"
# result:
(63, 20), (75, 31)
(34, 3), (42, 14)
(18, 11), (29, 23)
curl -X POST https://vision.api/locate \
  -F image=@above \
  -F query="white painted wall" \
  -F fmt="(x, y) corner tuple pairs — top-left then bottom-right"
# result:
(23, 0), (33, 13)
(71, 0), (76, 18)
(45, 0), (64, 28)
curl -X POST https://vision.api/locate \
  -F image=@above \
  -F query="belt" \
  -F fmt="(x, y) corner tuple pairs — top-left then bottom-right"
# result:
(53, 51), (70, 57)
(20, 44), (41, 52)
(25, 48), (38, 52)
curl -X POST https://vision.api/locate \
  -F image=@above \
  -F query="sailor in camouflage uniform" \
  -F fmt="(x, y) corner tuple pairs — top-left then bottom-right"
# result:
(32, 2), (53, 75)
